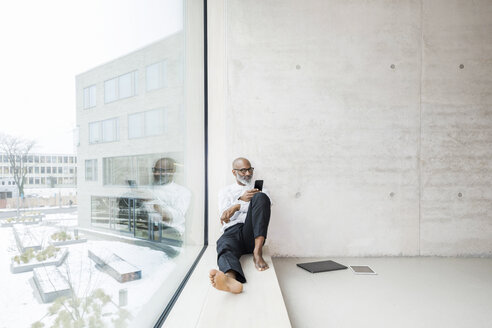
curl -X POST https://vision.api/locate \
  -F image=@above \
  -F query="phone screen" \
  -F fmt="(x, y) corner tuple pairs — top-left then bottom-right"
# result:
(254, 180), (263, 191)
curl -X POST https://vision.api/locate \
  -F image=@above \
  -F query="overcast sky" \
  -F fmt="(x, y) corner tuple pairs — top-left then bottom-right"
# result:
(0, 0), (182, 154)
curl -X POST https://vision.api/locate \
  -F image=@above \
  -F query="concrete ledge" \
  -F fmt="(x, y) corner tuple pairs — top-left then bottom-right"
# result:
(13, 224), (42, 252)
(164, 247), (291, 327)
(33, 266), (72, 303)
(88, 249), (141, 283)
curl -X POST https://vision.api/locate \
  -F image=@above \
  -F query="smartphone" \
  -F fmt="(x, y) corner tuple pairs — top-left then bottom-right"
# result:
(254, 180), (263, 191)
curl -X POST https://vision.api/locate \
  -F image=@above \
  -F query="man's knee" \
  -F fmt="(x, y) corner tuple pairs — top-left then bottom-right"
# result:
(252, 192), (270, 206)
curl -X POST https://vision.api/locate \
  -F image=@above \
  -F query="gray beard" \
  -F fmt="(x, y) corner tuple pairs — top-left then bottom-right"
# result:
(237, 175), (252, 186)
(154, 174), (173, 185)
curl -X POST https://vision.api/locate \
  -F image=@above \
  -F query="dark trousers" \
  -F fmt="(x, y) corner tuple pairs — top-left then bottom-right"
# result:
(216, 192), (271, 283)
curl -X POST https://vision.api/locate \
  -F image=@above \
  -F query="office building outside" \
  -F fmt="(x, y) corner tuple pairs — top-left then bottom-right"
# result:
(75, 32), (185, 240)
(0, 153), (77, 189)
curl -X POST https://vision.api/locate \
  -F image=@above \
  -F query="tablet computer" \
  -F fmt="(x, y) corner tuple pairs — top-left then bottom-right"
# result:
(297, 260), (347, 273)
(349, 265), (377, 275)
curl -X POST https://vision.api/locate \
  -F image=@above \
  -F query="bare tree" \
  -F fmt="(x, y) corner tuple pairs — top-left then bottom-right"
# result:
(0, 133), (35, 215)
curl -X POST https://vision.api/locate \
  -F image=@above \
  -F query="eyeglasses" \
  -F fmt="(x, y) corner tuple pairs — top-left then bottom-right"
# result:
(152, 168), (174, 173)
(233, 167), (254, 174)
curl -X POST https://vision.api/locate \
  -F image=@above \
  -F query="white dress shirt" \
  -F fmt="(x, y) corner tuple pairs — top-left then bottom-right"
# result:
(218, 182), (271, 232)
(143, 182), (191, 235)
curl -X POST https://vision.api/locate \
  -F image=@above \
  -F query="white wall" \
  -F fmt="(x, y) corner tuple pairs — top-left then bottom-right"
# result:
(208, 0), (492, 257)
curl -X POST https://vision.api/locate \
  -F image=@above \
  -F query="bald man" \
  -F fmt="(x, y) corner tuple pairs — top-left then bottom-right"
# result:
(209, 157), (271, 294)
(143, 157), (191, 237)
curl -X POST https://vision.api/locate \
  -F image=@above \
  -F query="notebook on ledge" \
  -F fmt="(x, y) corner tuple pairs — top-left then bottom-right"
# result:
(297, 260), (348, 273)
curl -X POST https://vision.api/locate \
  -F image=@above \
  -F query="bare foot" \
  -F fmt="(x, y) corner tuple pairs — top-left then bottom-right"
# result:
(253, 252), (269, 271)
(209, 269), (243, 294)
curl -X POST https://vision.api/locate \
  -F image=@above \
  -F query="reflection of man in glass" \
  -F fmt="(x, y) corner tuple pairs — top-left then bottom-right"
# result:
(144, 157), (191, 237)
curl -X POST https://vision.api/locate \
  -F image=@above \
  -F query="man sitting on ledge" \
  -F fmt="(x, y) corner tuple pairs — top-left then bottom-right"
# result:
(209, 157), (271, 294)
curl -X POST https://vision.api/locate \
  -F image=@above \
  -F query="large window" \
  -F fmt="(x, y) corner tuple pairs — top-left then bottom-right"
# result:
(0, 1), (204, 327)
(104, 71), (137, 103)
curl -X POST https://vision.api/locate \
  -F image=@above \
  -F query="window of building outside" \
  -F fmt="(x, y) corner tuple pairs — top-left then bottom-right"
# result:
(146, 60), (167, 91)
(89, 118), (119, 144)
(85, 159), (98, 181)
(0, 1), (204, 327)
(104, 71), (137, 103)
(128, 108), (166, 139)
(83, 85), (97, 109)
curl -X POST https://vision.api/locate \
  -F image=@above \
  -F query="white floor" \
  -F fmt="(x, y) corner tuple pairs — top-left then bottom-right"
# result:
(273, 257), (492, 328)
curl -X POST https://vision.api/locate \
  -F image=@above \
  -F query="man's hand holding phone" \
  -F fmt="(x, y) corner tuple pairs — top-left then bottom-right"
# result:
(239, 189), (260, 202)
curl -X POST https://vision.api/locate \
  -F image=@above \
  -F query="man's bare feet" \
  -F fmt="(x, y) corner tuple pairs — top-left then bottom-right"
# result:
(253, 252), (269, 271)
(209, 269), (243, 294)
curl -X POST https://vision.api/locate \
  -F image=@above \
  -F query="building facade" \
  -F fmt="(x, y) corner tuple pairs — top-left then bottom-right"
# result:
(75, 32), (185, 241)
(0, 153), (77, 189)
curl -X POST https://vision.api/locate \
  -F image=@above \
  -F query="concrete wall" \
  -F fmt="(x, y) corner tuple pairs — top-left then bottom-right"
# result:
(208, 0), (492, 256)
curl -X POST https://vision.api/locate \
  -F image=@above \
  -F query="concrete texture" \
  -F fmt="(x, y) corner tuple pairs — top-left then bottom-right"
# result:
(420, 0), (492, 256)
(207, 0), (492, 257)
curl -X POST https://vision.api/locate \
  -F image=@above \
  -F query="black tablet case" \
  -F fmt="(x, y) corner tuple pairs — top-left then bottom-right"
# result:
(297, 260), (348, 273)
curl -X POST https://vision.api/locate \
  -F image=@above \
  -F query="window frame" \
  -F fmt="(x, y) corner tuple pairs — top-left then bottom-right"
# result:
(104, 71), (138, 104)
(89, 117), (119, 144)
(83, 84), (97, 109)
(153, 1), (208, 326)
(85, 159), (98, 181)
(128, 107), (166, 139)
(146, 60), (167, 92)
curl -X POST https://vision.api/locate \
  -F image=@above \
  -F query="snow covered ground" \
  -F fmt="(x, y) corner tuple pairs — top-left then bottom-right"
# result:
(0, 211), (181, 328)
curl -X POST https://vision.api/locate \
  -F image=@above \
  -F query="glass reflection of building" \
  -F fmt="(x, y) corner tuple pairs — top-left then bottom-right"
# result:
(76, 32), (185, 243)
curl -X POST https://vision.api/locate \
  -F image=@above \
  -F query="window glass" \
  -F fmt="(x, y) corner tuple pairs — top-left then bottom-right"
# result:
(84, 85), (97, 108)
(89, 121), (101, 143)
(104, 78), (118, 103)
(102, 118), (118, 142)
(146, 108), (164, 136)
(128, 108), (164, 139)
(146, 61), (166, 91)
(146, 62), (160, 91)
(128, 112), (144, 139)
(119, 71), (135, 99)
(85, 159), (97, 181)
(0, 1), (204, 327)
